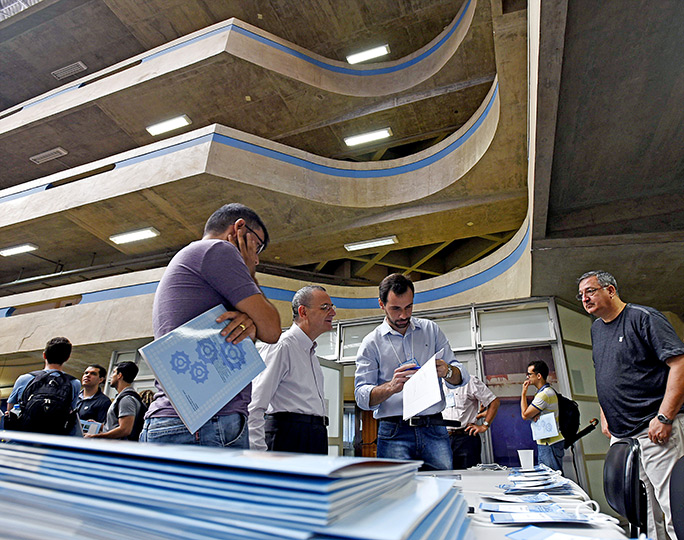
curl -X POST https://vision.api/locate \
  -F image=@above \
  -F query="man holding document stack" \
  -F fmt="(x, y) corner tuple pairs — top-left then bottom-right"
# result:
(355, 274), (469, 470)
(140, 203), (281, 447)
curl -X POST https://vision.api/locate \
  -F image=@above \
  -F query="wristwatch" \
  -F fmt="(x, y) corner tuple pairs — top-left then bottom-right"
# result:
(482, 421), (490, 428)
(445, 365), (453, 380)
(656, 413), (674, 425)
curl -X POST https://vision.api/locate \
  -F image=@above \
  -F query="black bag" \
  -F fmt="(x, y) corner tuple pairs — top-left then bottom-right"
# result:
(18, 370), (77, 435)
(556, 391), (581, 449)
(113, 388), (148, 441)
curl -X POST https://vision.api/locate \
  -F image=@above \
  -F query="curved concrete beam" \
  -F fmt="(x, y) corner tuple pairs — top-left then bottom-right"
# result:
(0, 0), (475, 132)
(0, 78), (498, 220)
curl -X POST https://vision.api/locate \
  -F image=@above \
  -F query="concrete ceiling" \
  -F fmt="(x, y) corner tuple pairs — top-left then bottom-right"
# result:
(0, 0), (529, 294)
(531, 0), (684, 317)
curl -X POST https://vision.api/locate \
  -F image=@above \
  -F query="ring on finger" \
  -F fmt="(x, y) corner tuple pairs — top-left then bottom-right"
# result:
(239, 324), (246, 331)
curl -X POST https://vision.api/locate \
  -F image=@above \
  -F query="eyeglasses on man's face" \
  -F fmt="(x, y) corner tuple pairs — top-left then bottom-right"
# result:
(244, 224), (266, 254)
(575, 286), (608, 302)
(315, 303), (336, 312)
(526, 371), (536, 378)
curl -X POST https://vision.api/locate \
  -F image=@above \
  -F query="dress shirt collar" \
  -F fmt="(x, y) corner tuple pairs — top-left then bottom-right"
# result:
(289, 322), (317, 354)
(379, 317), (420, 337)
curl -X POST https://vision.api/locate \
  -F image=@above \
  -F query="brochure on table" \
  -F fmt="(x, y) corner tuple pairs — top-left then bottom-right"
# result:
(139, 305), (266, 434)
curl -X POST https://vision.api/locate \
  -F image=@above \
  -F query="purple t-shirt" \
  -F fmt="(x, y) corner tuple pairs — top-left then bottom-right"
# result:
(147, 239), (262, 419)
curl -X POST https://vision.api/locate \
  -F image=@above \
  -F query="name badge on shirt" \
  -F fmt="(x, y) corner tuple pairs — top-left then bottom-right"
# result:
(445, 392), (456, 408)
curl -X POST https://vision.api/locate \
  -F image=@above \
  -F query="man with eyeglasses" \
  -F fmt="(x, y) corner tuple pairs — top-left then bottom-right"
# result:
(140, 203), (281, 447)
(354, 273), (469, 470)
(521, 360), (565, 472)
(249, 285), (334, 454)
(578, 270), (684, 540)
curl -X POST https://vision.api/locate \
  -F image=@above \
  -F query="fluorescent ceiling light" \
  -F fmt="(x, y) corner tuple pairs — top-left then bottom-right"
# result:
(344, 235), (398, 252)
(344, 128), (392, 147)
(109, 227), (160, 245)
(146, 115), (192, 136)
(346, 45), (390, 65)
(0, 243), (38, 257)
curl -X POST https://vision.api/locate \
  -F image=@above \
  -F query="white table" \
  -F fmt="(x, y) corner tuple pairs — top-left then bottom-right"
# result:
(425, 469), (629, 540)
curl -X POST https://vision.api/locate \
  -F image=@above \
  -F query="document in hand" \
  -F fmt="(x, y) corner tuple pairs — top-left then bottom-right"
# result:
(530, 413), (559, 441)
(139, 305), (266, 433)
(402, 349), (444, 420)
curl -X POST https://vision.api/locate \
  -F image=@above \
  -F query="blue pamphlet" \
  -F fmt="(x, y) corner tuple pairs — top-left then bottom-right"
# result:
(139, 305), (266, 434)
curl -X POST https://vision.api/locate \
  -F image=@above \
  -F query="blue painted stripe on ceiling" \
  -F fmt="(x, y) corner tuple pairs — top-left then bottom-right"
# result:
(80, 282), (159, 305)
(114, 133), (214, 169)
(0, 225), (527, 314)
(23, 86), (79, 110)
(232, 0), (471, 76)
(211, 83), (497, 179)
(261, 225), (530, 310)
(0, 183), (52, 205)
(109, 80), (496, 175)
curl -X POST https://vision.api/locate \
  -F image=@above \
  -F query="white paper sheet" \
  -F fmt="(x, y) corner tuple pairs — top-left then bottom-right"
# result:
(402, 349), (444, 420)
(531, 412), (559, 441)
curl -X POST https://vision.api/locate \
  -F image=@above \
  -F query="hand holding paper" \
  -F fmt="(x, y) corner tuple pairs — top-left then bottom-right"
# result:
(402, 349), (444, 420)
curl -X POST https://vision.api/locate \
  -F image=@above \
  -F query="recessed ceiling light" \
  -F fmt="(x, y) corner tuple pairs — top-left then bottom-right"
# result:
(466, 221), (474, 226)
(109, 227), (160, 245)
(346, 45), (390, 65)
(344, 235), (398, 252)
(344, 128), (392, 147)
(0, 243), (38, 257)
(145, 115), (192, 136)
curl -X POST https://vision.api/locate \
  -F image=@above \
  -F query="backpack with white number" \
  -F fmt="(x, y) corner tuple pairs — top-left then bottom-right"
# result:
(18, 370), (77, 435)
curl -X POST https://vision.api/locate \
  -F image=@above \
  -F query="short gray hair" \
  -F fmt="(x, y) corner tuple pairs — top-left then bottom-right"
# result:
(292, 285), (327, 321)
(577, 270), (619, 295)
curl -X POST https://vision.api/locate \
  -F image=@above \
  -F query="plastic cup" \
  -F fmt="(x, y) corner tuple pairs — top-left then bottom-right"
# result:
(518, 449), (535, 470)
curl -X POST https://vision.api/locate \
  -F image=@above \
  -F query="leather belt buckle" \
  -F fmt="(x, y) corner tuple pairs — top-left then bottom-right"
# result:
(408, 416), (425, 427)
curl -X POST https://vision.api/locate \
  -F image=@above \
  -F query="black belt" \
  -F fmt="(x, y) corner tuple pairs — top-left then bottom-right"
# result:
(266, 412), (329, 426)
(380, 413), (460, 428)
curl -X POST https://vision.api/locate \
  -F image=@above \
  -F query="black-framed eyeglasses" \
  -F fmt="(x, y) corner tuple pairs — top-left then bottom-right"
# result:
(575, 286), (607, 301)
(244, 224), (266, 254)
(526, 371), (536, 378)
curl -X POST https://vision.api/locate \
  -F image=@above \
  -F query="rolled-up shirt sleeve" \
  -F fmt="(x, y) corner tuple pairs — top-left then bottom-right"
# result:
(354, 340), (381, 411)
(435, 326), (469, 388)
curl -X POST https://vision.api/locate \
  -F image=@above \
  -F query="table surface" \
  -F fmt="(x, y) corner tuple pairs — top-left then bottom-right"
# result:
(429, 469), (629, 540)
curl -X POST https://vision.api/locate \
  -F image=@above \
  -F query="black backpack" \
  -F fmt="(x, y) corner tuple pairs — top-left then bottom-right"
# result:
(113, 388), (147, 441)
(556, 391), (581, 449)
(19, 370), (77, 435)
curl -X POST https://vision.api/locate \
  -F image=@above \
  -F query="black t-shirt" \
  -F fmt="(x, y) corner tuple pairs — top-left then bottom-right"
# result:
(75, 389), (112, 423)
(592, 303), (684, 438)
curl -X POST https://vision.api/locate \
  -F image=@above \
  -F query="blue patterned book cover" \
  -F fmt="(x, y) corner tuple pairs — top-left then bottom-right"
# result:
(139, 305), (265, 434)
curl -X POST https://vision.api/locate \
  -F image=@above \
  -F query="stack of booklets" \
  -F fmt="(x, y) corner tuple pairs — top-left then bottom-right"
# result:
(0, 431), (469, 540)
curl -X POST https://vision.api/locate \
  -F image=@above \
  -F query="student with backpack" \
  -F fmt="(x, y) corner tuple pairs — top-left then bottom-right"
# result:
(4, 337), (80, 435)
(86, 361), (146, 441)
(520, 360), (565, 473)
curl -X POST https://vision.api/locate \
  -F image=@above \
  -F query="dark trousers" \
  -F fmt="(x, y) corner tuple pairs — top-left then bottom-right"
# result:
(449, 429), (481, 469)
(265, 413), (328, 455)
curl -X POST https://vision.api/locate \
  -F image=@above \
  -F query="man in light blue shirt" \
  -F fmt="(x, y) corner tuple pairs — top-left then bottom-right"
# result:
(355, 274), (469, 469)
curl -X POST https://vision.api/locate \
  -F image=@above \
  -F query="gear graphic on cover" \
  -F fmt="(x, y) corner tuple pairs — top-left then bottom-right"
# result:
(189, 361), (209, 384)
(196, 338), (218, 364)
(170, 351), (191, 374)
(221, 344), (247, 370)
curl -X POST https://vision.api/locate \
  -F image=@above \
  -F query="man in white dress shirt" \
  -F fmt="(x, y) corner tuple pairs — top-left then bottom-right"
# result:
(249, 285), (335, 454)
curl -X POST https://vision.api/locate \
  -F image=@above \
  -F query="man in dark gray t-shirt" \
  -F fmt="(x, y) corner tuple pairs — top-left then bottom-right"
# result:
(140, 203), (281, 448)
(578, 270), (684, 540)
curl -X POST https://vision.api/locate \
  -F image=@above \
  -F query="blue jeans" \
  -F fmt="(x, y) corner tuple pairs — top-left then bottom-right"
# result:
(139, 413), (248, 448)
(376, 420), (452, 470)
(537, 440), (565, 473)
